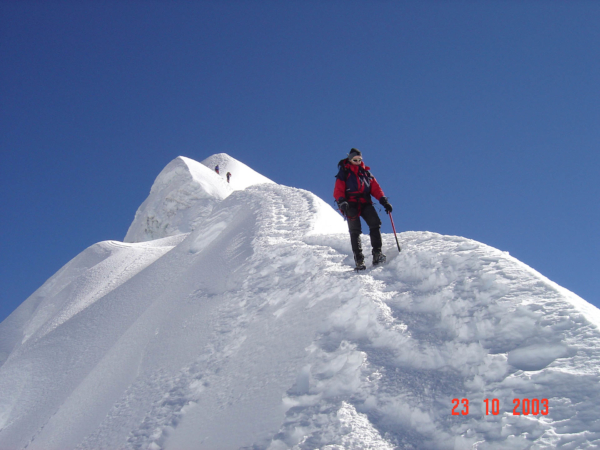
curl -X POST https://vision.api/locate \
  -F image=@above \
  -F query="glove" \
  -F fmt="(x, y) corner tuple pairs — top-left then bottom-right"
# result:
(379, 196), (393, 213)
(337, 197), (349, 215)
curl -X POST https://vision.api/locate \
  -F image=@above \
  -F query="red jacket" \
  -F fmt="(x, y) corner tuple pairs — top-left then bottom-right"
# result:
(333, 160), (384, 203)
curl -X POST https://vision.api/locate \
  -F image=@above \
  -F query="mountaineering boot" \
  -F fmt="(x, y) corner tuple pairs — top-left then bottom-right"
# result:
(372, 250), (386, 266)
(351, 233), (366, 270)
(354, 252), (366, 271)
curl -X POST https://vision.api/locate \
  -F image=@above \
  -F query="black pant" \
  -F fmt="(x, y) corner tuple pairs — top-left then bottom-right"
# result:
(346, 202), (382, 256)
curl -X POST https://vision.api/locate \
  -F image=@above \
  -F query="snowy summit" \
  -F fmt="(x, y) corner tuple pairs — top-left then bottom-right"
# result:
(124, 154), (274, 243)
(1, 154), (599, 449)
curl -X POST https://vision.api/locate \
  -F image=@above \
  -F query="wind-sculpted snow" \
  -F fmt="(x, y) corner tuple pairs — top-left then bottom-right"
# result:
(125, 155), (275, 244)
(124, 156), (232, 243)
(0, 235), (185, 368)
(1, 155), (599, 449)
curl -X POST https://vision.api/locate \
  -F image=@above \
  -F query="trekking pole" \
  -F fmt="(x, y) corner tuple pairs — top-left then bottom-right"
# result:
(389, 212), (402, 252)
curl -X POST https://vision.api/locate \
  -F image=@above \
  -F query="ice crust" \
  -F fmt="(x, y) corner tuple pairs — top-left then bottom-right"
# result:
(1, 154), (599, 449)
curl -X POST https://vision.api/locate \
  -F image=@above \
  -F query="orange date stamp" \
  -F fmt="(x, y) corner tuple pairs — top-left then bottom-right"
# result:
(451, 398), (549, 416)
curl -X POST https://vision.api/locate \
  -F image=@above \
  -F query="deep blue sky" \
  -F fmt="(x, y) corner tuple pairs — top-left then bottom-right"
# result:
(1, 1), (599, 323)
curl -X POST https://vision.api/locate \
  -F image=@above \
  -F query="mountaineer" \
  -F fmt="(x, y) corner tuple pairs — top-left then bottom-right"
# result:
(334, 148), (393, 270)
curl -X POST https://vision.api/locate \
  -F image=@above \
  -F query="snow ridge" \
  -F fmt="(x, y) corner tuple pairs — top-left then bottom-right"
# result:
(1, 154), (599, 450)
(201, 153), (275, 191)
(124, 154), (272, 243)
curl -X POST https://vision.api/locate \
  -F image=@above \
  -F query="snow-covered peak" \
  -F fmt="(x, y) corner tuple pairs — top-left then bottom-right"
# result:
(124, 154), (273, 243)
(201, 153), (274, 190)
(2, 156), (600, 449)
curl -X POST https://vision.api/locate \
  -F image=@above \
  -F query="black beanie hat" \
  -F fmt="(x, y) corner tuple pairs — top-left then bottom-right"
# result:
(348, 148), (362, 159)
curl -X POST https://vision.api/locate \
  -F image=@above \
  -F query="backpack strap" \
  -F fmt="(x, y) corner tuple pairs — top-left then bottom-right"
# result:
(335, 159), (349, 181)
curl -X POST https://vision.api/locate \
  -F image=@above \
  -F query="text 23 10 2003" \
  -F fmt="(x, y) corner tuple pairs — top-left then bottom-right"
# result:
(451, 398), (549, 416)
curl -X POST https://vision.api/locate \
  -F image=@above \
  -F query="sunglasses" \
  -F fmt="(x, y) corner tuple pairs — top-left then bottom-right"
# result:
(351, 158), (362, 163)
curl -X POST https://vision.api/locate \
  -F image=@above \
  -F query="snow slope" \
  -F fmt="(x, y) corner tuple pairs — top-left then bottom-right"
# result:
(1, 154), (599, 450)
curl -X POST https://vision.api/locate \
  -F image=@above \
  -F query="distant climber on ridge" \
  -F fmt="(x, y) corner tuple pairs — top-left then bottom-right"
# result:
(227, 172), (232, 183)
(215, 165), (220, 174)
(334, 148), (393, 270)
